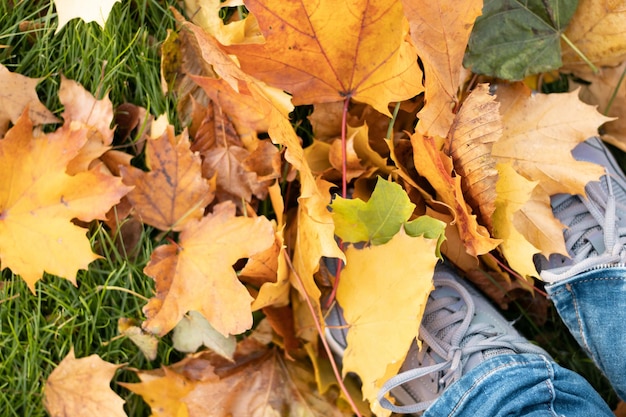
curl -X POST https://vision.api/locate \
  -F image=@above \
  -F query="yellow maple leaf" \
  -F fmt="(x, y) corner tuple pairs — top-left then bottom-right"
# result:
(44, 348), (126, 417)
(492, 83), (610, 197)
(0, 111), (130, 292)
(0, 63), (59, 137)
(492, 163), (544, 279)
(53, 0), (121, 33)
(142, 202), (275, 337)
(404, 0), (483, 137)
(561, 0), (626, 68)
(337, 227), (438, 416)
(223, 0), (424, 116)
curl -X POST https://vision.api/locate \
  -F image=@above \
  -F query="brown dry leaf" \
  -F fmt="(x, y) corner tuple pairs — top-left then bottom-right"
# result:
(411, 133), (501, 257)
(492, 82), (610, 196)
(0, 111), (130, 292)
(126, 330), (349, 417)
(189, 75), (267, 146)
(561, 0), (626, 68)
(44, 348), (126, 417)
(403, 0), (482, 137)
(0, 63), (59, 137)
(447, 83), (501, 231)
(142, 201), (275, 337)
(337, 228), (438, 416)
(573, 62), (626, 151)
(224, 0), (424, 116)
(121, 126), (213, 231)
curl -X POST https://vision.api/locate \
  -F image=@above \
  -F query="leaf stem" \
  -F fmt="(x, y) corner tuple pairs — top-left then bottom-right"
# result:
(283, 252), (362, 417)
(604, 64), (626, 116)
(341, 98), (350, 198)
(560, 33), (598, 74)
(387, 102), (401, 140)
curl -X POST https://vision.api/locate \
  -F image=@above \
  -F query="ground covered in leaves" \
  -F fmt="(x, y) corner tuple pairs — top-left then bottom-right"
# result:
(1, 0), (626, 416)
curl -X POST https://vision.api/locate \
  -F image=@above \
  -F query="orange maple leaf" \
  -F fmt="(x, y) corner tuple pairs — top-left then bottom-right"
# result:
(224, 0), (424, 115)
(0, 63), (59, 137)
(0, 111), (130, 292)
(121, 125), (213, 231)
(142, 201), (275, 337)
(44, 348), (126, 417)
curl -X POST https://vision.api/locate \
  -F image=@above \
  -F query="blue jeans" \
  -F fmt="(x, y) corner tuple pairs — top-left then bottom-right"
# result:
(424, 267), (626, 416)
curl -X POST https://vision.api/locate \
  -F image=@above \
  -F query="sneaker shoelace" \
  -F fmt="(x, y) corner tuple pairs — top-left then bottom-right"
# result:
(377, 277), (546, 414)
(541, 172), (626, 283)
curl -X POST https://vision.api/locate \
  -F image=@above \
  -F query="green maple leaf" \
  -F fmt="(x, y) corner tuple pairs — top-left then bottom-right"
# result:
(463, 0), (579, 80)
(330, 177), (415, 245)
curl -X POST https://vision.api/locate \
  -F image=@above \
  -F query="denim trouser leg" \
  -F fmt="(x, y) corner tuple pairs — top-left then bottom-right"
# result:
(546, 267), (626, 400)
(423, 267), (626, 416)
(423, 353), (613, 417)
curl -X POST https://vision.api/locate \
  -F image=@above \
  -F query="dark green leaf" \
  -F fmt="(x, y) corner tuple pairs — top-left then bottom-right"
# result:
(463, 0), (578, 80)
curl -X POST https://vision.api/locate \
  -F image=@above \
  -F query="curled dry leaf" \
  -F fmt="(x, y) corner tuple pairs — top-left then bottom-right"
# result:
(447, 83), (501, 232)
(44, 348), (126, 417)
(411, 133), (501, 257)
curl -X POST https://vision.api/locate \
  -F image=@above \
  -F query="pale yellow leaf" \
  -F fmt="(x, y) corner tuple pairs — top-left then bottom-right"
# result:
(337, 228), (438, 416)
(54, 0), (121, 33)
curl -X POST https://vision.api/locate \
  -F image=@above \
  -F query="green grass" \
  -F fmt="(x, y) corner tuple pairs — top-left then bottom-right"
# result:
(0, 1), (181, 415)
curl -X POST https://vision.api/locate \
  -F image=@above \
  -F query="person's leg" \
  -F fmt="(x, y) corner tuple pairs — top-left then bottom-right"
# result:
(537, 137), (626, 400)
(546, 270), (626, 400)
(423, 353), (613, 417)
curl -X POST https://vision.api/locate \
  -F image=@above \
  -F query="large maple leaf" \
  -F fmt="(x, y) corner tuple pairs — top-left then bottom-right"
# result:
(337, 227), (440, 416)
(44, 348), (126, 417)
(223, 0), (424, 115)
(0, 111), (130, 292)
(491, 83), (610, 256)
(142, 202), (275, 337)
